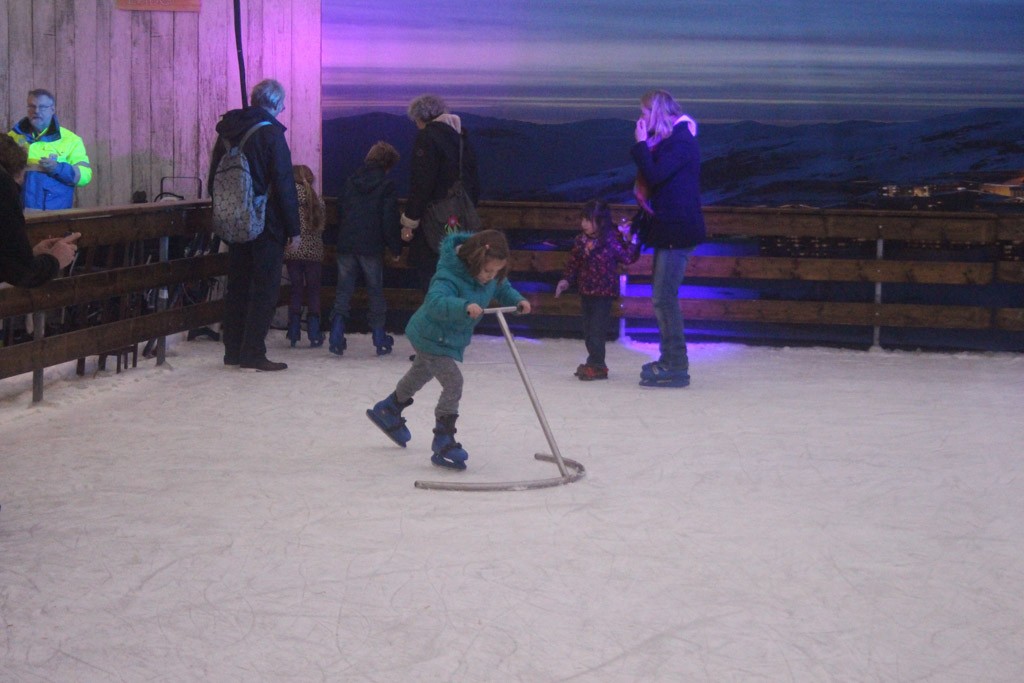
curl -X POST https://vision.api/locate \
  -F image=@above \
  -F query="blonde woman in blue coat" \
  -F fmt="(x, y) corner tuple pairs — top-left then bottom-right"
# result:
(630, 89), (706, 388)
(367, 230), (530, 469)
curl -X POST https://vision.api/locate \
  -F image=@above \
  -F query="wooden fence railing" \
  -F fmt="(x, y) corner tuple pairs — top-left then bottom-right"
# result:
(3, 199), (1022, 400)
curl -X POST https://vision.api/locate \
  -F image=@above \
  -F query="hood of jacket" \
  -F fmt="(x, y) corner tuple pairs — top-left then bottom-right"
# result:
(431, 113), (462, 134)
(436, 231), (472, 275)
(349, 164), (388, 195)
(215, 106), (283, 142)
(12, 115), (62, 143)
(676, 115), (697, 137)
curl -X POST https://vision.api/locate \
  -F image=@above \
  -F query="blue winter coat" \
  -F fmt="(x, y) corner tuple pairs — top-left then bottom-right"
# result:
(9, 115), (92, 210)
(404, 232), (525, 361)
(630, 120), (706, 250)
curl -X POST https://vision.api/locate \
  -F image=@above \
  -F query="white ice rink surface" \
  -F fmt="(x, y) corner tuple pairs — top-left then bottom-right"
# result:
(2, 331), (1023, 682)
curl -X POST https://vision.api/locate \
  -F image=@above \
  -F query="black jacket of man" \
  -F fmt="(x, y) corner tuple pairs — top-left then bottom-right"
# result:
(207, 106), (300, 244)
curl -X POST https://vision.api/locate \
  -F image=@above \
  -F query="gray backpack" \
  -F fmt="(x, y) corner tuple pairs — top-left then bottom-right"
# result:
(211, 121), (271, 243)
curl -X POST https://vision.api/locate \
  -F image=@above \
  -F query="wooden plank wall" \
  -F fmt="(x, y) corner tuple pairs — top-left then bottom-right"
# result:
(0, 0), (322, 208)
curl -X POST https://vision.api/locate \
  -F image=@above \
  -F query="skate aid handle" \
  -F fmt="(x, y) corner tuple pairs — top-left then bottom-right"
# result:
(483, 306), (520, 315)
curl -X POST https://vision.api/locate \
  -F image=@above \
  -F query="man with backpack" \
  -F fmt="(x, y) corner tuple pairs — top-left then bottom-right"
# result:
(207, 79), (301, 372)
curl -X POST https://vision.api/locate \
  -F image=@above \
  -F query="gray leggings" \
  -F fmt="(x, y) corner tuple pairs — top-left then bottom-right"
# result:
(395, 351), (464, 418)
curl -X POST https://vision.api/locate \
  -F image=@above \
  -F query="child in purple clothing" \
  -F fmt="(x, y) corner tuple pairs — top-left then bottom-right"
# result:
(555, 200), (640, 380)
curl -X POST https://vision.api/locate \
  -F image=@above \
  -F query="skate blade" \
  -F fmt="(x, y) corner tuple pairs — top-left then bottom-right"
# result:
(639, 378), (690, 388)
(431, 453), (467, 470)
(366, 409), (408, 447)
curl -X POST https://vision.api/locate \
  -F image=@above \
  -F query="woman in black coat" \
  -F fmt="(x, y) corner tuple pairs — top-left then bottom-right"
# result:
(398, 94), (480, 291)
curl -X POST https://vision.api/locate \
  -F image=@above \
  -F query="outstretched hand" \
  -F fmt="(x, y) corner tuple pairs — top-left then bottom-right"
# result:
(554, 280), (569, 298)
(517, 300), (532, 315)
(466, 303), (483, 319)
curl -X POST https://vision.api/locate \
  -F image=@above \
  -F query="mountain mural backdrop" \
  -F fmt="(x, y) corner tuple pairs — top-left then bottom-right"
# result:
(322, 108), (1024, 210)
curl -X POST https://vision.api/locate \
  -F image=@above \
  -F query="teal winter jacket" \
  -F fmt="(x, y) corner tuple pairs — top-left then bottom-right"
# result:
(405, 232), (525, 361)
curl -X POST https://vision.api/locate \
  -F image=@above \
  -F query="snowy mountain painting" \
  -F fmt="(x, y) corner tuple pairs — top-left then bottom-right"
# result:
(322, 108), (1024, 210)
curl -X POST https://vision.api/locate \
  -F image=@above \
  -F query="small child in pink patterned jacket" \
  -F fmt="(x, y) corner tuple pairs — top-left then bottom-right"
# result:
(555, 199), (640, 380)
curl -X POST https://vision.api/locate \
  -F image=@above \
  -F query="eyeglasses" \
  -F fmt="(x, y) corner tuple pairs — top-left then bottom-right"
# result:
(28, 104), (54, 112)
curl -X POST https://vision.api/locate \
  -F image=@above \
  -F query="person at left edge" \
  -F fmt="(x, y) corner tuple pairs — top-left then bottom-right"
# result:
(8, 88), (92, 210)
(0, 135), (79, 287)
(207, 79), (301, 372)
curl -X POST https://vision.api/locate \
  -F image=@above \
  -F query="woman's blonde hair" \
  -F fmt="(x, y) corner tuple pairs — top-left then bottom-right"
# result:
(293, 164), (325, 233)
(641, 89), (684, 144)
(459, 230), (510, 281)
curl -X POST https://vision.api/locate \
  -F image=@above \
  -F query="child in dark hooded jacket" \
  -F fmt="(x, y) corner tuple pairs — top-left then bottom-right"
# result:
(328, 141), (404, 356)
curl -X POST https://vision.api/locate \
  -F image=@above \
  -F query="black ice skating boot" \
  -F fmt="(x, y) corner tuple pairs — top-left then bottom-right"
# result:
(639, 362), (690, 388)
(307, 314), (324, 348)
(286, 312), (302, 347)
(430, 414), (469, 470)
(372, 327), (394, 355)
(366, 393), (413, 447)
(329, 315), (347, 355)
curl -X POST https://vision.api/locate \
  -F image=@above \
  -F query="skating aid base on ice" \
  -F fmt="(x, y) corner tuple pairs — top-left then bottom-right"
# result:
(413, 307), (586, 492)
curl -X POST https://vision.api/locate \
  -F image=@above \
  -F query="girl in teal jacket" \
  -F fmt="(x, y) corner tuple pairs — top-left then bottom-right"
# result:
(367, 230), (531, 470)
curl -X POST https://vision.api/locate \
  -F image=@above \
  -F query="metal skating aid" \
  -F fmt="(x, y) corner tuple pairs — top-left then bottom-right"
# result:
(414, 306), (586, 492)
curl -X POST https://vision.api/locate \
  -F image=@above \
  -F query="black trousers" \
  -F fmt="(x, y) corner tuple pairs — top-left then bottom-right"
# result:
(222, 232), (285, 364)
(581, 295), (614, 368)
(408, 234), (439, 293)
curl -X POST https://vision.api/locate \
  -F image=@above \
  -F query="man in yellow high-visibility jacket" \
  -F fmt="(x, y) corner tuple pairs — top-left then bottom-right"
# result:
(8, 89), (92, 210)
